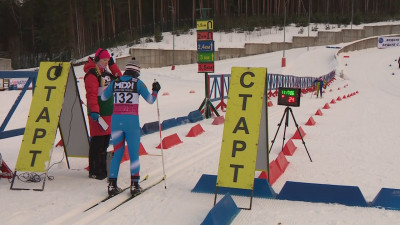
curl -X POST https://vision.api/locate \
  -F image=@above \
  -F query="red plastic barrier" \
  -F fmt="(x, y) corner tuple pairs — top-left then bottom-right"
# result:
(283, 139), (297, 156)
(186, 124), (205, 137)
(139, 143), (148, 156)
(305, 116), (316, 126)
(323, 103), (330, 109)
(258, 171), (268, 179)
(156, 133), (183, 149)
(1, 160), (12, 179)
(330, 99), (336, 104)
(267, 101), (273, 107)
(121, 147), (130, 163)
(292, 126), (306, 139)
(212, 116), (225, 125)
(258, 160), (282, 185)
(121, 143), (148, 163)
(343, 95), (347, 99)
(336, 96), (342, 101)
(276, 151), (290, 172)
(315, 109), (323, 116)
(55, 139), (63, 147)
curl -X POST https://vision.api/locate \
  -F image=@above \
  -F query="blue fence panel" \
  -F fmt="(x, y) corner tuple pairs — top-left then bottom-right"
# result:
(209, 75), (222, 102)
(223, 75), (230, 98)
(207, 71), (335, 105)
(208, 74), (230, 103)
(0, 71), (38, 139)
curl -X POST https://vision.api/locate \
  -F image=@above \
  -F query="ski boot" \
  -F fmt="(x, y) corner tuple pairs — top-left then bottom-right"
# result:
(130, 182), (143, 196)
(130, 176), (143, 196)
(108, 178), (122, 196)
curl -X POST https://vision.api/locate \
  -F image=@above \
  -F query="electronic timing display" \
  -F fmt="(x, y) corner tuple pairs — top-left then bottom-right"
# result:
(277, 87), (301, 107)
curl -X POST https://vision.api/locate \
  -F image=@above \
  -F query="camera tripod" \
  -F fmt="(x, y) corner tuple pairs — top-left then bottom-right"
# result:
(269, 106), (312, 162)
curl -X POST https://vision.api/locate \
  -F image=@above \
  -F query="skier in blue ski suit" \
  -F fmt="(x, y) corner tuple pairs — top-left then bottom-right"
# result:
(101, 58), (161, 196)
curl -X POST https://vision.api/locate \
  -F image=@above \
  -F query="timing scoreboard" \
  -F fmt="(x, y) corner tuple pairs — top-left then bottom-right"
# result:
(277, 87), (301, 107)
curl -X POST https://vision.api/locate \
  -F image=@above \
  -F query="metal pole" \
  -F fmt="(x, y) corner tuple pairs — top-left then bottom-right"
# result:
(351, 0), (354, 41)
(351, 0), (354, 30)
(326, 0), (329, 24)
(282, 0), (288, 67)
(283, 1), (286, 58)
(308, 0), (311, 51)
(170, 3), (175, 67)
(172, 7), (175, 66)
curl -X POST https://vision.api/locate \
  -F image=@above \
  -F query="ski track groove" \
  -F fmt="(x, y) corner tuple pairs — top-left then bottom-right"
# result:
(48, 137), (221, 225)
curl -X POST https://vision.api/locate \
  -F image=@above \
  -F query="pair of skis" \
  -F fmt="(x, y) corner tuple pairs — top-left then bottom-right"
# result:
(83, 175), (165, 212)
(110, 176), (165, 211)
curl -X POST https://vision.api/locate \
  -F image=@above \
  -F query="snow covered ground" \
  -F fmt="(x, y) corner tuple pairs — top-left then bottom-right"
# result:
(1, 22), (400, 225)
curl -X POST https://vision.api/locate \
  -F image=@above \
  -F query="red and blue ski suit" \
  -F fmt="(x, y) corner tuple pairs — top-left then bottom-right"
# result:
(101, 75), (158, 182)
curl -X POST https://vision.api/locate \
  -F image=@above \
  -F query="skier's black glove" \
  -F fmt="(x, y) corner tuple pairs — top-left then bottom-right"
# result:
(152, 82), (161, 92)
(108, 56), (115, 67)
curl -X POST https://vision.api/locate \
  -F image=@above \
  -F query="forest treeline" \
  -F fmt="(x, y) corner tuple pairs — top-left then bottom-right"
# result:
(1, 0), (400, 69)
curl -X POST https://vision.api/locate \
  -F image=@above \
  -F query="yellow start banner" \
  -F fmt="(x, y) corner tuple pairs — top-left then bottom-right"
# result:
(16, 62), (70, 172)
(217, 67), (267, 190)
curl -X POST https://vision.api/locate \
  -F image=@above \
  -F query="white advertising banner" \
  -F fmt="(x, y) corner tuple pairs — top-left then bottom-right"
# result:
(377, 36), (400, 49)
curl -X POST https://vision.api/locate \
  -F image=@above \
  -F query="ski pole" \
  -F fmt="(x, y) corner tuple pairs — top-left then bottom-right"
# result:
(154, 79), (167, 189)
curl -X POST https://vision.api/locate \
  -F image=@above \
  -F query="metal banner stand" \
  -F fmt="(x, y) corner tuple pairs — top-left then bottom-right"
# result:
(269, 106), (312, 162)
(10, 171), (47, 191)
(198, 72), (220, 118)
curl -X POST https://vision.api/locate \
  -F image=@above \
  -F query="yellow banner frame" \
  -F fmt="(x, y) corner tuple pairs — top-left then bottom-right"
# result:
(11, 62), (89, 191)
(16, 62), (70, 173)
(215, 67), (268, 209)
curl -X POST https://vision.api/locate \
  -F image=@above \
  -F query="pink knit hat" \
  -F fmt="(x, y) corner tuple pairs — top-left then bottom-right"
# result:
(95, 48), (111, 61)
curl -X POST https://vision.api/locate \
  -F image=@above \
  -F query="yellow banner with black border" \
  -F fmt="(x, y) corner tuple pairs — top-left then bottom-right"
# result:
(217, 67), (267, 190)
(16, 62), (70, 172)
